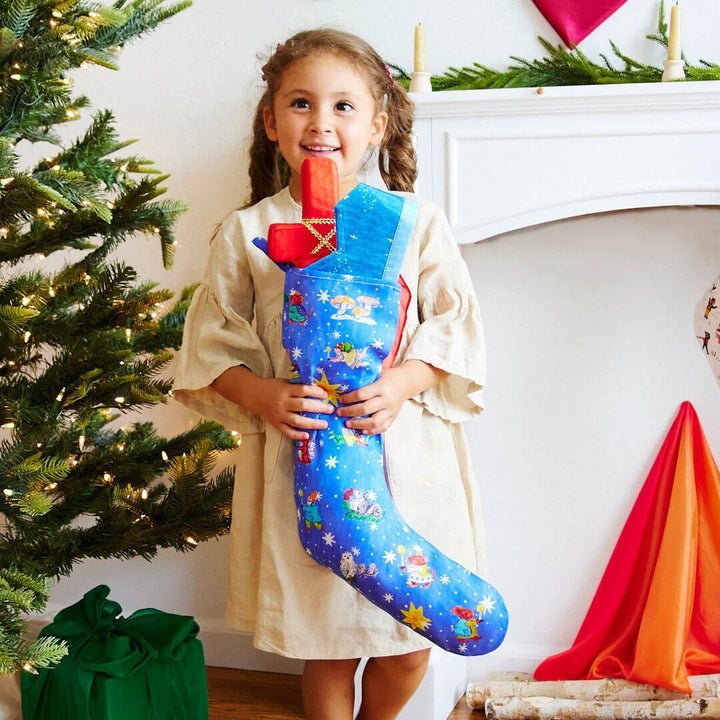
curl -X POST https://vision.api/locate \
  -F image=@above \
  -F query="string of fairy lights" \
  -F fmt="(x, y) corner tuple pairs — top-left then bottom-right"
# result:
(0, 258), (233, 550)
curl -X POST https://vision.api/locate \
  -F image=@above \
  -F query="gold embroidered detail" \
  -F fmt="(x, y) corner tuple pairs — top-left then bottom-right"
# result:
(303, 218), (336, 255)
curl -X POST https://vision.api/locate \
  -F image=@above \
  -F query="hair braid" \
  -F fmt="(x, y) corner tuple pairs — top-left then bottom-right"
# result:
(244, 92), (281, 208)
(378, 85), (417, 193)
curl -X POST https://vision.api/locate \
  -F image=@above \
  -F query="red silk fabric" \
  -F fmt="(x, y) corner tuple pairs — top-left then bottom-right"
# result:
(531, 0), (630, 46)
(268, 158), (338, 268)
(534, 401), (720, 693)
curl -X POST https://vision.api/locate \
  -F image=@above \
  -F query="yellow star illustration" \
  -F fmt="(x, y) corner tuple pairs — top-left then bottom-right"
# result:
(401, 602), (431, 632)
(313, 370), (341, 406)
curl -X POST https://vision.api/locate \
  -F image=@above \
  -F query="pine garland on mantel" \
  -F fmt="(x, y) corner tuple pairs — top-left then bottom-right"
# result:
(393, 1), (720, 91)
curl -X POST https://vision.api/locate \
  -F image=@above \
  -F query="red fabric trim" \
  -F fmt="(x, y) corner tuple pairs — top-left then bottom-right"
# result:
(383, 275), (411, 370)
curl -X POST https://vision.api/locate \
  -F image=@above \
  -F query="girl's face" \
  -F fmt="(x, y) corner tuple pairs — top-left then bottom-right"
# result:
(263, 52), (388, 201)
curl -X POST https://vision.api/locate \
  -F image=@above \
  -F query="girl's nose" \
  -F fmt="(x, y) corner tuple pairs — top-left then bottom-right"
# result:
(308, 110), (332, 134)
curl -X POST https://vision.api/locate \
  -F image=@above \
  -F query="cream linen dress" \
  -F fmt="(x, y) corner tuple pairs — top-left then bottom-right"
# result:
(173, 186), (488, 659)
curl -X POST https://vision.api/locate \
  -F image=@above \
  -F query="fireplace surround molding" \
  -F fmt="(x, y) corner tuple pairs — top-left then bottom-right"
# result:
(411, 80), (720, 242)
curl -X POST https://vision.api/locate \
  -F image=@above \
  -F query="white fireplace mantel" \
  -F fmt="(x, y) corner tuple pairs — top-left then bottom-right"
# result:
(411, 80), (720, 243)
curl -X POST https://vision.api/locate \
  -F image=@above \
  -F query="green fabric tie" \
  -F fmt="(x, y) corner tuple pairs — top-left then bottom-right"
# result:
(21, 585), (208, 720)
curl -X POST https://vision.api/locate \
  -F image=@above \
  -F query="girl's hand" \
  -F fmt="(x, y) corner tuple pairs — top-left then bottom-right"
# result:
(260, 378), (334, 440)
(211, 366), (333, 441)
(336, 367), (407, 435)
(336, 360), (449, 436)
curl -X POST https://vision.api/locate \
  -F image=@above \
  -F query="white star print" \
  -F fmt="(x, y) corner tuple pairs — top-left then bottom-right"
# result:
(343, 274), (354, 282)
(371, 338), (384, 349)
(352, 546), (360, 556)
(439, 575), (450, 585)
(317, 289), (330, 303)
(325, 456), (338, 469)
(459, 644), (468, 653)
(384, 593), (393, 602)
(291, 347), (302, 359)
(479, 595), (496, 614)
(332, 331), (341, 339)
(383, 550), (397, 564)
(322, 532), (336, 546)
(367, 490), (377, 501)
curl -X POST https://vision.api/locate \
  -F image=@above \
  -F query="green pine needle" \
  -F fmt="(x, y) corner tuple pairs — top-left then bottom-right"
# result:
(395, 3), (720, 91)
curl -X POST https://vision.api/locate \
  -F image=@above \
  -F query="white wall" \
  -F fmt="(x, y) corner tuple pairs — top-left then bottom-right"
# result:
(42, 0), (720, 681)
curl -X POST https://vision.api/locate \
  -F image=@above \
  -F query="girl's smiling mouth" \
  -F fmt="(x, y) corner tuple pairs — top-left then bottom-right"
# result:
(302, 144), (340, 153)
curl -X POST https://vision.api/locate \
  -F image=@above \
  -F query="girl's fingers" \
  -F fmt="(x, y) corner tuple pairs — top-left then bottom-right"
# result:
(290, 413), (329, 430)
(278, 414), (328, 440)
(339, 384), (373, 405)
(345, 411), (391, 436)
(336, 397), (383, 418)
(296, 384), (329, 400)
(280, 424), (314, 441)
(293, 397), (334, 415)
(289, 385), (334, 414)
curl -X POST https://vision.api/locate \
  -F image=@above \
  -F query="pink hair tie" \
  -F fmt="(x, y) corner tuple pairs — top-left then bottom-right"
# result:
(384, 63), (396, 88)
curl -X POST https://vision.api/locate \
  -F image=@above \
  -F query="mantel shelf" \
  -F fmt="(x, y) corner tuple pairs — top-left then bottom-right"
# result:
(411, 80), (720, 242)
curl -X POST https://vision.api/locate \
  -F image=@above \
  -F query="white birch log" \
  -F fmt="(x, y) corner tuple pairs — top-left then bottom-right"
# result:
(467, 674), (720, 707)
(485, 695), (720, 720)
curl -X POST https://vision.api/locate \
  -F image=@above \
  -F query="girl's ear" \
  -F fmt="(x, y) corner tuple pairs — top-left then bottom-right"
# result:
(263, 106), (278, 142)
(368, 110), (388, 147)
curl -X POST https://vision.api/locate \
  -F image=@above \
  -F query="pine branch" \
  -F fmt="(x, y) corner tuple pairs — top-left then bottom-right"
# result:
(394, 3), (720, 91)
(0, 0), (236, 677)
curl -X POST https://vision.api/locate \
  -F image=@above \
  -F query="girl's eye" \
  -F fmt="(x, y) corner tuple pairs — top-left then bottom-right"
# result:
(290, 98), (310, 109)
(335, 101), (354, 112)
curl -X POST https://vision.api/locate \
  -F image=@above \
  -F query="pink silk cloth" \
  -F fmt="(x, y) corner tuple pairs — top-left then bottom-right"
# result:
(535, 401), (720, 693)
(531, 0), (630, 46)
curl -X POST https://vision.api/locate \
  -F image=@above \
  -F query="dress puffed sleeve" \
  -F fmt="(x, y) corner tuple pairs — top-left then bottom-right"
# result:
(173, 212), (272, 434)
(402, 201), (486, 423)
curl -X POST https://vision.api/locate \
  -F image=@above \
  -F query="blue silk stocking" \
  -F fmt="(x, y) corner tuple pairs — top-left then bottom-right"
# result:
(255, 183), (508, 655)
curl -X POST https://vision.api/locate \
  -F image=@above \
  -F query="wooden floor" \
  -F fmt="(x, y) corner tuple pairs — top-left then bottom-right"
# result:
(206, 666), (477, 719)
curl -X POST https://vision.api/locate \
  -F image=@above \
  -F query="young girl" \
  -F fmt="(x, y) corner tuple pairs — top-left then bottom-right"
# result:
(173, 29), (487, 720)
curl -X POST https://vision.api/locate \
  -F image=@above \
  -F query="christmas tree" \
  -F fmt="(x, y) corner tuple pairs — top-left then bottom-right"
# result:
(0, 0), (235, 674)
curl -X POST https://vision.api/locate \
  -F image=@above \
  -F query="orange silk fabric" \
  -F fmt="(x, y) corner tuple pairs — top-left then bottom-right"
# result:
(534, 401), (720, 693)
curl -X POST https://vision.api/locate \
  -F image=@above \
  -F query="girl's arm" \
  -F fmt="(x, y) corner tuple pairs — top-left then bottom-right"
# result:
(335, 359), (448, 435)
(211, 366), (334, 441)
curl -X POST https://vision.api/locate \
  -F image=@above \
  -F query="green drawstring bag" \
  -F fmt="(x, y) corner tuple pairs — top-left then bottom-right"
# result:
(21, 585), (208, 720)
